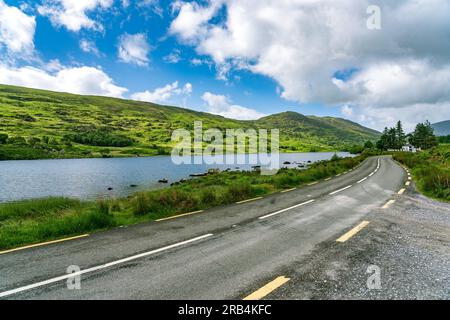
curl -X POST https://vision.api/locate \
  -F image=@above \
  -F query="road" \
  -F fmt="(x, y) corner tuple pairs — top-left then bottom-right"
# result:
(1, 155), (434, 299)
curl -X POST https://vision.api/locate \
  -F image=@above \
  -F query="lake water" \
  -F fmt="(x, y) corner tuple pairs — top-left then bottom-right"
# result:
(0, 152), (353, 202)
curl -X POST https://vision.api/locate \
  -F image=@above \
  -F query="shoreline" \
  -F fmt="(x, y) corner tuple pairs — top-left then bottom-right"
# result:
(0, 148), (353, 162)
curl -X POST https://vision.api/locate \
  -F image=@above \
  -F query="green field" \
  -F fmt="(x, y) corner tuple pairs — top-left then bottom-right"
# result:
(0, 153), (371, 250)
(0, 84), (380, 160)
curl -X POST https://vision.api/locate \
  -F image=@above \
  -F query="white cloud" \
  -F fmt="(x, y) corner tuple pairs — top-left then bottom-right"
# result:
(201, 92), (266, 120)
(342, 102), (450, 133)
(341, 105), (354, 118)
(80, 39), (101, 56)
(118, 33), (150, 66)
(169, 1), (222, 43)
(170, 0), (450, 129)
(38, 0), (113, 32)
(0, 64), (127, 98)
(163, 49), (181, 64)
(45, 59), (64, 72)
(0, 0), (35, 56)
(138, 0), (163, 17)
(131, 81), (192, 104)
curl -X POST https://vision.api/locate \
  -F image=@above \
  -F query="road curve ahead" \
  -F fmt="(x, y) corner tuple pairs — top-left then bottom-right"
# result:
(0, 156), (406, 299)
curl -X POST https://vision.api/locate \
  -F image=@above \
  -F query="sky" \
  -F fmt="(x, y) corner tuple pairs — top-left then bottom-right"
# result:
(0, 0), (449, 131)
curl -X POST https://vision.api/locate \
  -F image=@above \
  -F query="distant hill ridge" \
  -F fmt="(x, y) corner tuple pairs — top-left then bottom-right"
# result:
(0, 84), (380, 159)
(432, 120), (450, 136)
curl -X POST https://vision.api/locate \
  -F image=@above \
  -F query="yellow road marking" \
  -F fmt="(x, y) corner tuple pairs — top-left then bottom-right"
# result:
(335, 174), (342, 177)
(243, 276), (290, 300)
(236, 197), (263, 204)
(0, 234), (89, 255)
(398, 188), (406, 195)
(325, 177), (332, 181)
(156, 210), (204, 222)
(336, 221), (370, 243)
(281, 188), (297, 193)
(382, 199), (396, 209)
(307, 182), (318, 186)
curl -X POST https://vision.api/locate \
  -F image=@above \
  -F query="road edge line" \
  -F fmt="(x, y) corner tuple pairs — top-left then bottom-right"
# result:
(0, 234), (90, 255)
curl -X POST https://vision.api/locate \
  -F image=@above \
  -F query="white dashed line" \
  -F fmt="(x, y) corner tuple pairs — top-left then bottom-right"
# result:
(329, 185), (352, 195)
(259, 200), (315, 220)
(357, 177), (368, 184)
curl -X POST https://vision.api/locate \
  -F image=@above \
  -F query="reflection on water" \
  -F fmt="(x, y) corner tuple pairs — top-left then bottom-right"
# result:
(0, 152), (353, 202)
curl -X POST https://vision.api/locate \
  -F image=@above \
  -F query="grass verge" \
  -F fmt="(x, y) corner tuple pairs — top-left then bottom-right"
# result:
(393, 144), (450, 201)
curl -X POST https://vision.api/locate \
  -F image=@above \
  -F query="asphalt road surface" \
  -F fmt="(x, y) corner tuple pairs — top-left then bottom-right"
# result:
(2, 155), (445, 300)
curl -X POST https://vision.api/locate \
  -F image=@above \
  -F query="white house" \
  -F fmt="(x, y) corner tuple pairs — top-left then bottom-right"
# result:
(401, 144), (419, 153)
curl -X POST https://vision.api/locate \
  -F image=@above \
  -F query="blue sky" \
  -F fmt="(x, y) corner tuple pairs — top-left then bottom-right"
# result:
(1, 0), (449, 131)
(2, 0), (336, 120)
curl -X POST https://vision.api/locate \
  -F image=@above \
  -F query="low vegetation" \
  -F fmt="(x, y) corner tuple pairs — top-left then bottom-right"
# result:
(394, 145), (450, 201)
(0, 153), (371, 250)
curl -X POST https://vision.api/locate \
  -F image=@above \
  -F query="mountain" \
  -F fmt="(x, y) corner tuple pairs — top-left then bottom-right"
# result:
(0, 84), (380, 160)
(431, 121), (450, 136)
(255, 112), (380, 152)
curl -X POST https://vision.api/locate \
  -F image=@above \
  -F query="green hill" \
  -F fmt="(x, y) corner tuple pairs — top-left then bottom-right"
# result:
(0, 84), (379, 160)
(431, 121), (450, 136)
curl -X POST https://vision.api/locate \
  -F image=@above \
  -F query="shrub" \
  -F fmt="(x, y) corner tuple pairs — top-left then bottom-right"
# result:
(227, 182), (252, 201)
(96, 198), (111, 215)
(68, 130), (134, 147)
(0, 133), (8, 144)
(131, 193), (150, 216)
(199, 188), (217, 205)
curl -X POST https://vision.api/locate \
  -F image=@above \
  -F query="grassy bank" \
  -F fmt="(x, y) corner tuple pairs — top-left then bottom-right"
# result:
(0, 153), (371, 250)
(393, 145), (450, 201)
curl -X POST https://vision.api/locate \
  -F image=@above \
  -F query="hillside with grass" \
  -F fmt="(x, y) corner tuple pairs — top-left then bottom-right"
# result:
(0, 84), (380, 160)
(432, 120), (450, 136)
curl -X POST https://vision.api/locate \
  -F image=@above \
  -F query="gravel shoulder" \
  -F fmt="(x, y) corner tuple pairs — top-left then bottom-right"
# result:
(270, 183), (450, 300)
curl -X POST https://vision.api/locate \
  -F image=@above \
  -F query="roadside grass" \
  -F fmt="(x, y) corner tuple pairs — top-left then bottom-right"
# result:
(0, 153), (370, 250)
(393, 144), (450, 201)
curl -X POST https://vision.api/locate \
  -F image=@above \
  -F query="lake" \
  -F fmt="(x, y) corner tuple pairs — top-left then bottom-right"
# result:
(0, 152), (353, 202)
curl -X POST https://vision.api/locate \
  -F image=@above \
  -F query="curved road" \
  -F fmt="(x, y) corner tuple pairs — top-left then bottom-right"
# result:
(0, 156), (407, 299)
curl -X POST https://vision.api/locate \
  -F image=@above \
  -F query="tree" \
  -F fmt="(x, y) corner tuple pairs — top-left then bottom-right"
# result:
(376, 121), (408, 150)
(395, 121), (406, 149)
(409, 121), (438, 149)
(438, 135), (450, 144)
(0, 133), (8, 144)
(364, 140), (374, 149)
(387, 128), (397, 149)
(376, 127), (389, 150)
